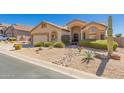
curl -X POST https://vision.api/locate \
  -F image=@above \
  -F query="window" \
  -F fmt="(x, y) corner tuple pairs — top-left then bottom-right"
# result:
(83, 33), (85, 40)
(101, 34), (104, 40)
(41, 23), (47, 28)
(90, 27), (97, 32)
(73, 33), (79, 42)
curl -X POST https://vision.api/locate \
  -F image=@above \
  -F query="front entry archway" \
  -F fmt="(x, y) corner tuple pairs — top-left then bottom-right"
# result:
(51, 31), (58, 42)
(71, 26), (81, 44)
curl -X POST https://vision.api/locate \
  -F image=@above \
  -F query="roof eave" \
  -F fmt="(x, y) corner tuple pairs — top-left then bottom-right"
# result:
(66, 19), (87, 25)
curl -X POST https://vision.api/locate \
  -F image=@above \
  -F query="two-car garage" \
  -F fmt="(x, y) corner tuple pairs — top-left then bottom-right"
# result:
(31, 21), (63, 43)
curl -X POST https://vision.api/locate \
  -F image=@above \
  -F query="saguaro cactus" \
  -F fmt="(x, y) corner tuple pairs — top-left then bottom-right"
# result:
(107, 16), (113, 57)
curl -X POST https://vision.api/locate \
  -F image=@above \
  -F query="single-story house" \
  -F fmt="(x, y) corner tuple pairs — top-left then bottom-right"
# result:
(31, 19), (107, 44)
(5, 24), (34, 41)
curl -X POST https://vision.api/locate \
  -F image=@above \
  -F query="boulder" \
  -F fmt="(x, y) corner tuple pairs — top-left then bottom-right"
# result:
(94, 52), (107, 59)
(111, 54), (121, 60)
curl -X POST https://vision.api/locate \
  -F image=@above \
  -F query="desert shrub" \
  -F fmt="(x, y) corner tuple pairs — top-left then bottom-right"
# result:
(44, 42), (53, 47)
(62, 35), (70, 45)
(14, 44), (22, 50)
(62, 40), (70, 45)
(53, 42), (65, 48)
(113, 42), (118, 50)
(9, 37), (16, 41)
(49, 45), (53, 49)
(77, 47), (83, 53)
(79, 40), (118, 51)
(33, 42), (44, 47)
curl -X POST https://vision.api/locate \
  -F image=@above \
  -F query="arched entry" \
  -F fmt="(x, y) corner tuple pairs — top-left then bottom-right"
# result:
(101, 34), (104, 40)
(71, 26), (81, 43)
(83, 33), (86, 40)
(73, 33), (79, 42)
(51, 31), (58, 42)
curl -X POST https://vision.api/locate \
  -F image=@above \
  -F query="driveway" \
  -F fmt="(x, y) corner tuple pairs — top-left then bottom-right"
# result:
(0, 53), (74, 79)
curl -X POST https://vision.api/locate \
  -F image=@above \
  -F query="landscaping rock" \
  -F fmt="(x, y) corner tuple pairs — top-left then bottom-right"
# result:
(94, 52), (107, 59)
(111, 54), (121, 60)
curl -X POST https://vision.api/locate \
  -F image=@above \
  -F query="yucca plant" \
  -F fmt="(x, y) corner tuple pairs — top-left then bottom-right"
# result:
(107, 16), (113, 57)
(82, 50), (94, 64)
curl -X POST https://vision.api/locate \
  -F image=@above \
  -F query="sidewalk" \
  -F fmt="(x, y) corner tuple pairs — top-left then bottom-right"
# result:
(0, 45), (104, 79)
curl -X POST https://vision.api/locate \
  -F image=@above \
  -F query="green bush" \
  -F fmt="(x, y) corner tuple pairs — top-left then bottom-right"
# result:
(53, 42), (65, 48)
(44, 42), (53, 47)
(62, 40), (70, 45)
(33, 42), (44, 47)
(14, 44), (22, 50)
(79, 40), (118, 51)
(62, 35), (70, 45)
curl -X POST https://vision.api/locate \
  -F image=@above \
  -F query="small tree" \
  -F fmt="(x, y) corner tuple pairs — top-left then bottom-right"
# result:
(115, 33), (122, 37)
(107, 16), (113, 57)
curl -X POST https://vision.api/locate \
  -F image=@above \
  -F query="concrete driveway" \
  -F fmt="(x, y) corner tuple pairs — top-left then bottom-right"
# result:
(0, 53), (74, 79)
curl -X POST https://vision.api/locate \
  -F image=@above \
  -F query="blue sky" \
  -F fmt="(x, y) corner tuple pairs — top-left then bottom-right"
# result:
(0, 14), (123, 35)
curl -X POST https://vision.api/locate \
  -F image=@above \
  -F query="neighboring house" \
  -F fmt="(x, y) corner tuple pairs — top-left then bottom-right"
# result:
(114, 37), (124, 47)
(0, 24), (10, 35)
(5, 24), (34, 41)
(31, 19), (107, 44)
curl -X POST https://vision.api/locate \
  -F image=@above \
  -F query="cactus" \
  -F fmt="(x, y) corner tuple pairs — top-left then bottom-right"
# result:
(107, 16), (113, 57)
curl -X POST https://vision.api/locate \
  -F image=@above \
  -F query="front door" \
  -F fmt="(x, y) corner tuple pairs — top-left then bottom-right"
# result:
(73, 33), (79, 42)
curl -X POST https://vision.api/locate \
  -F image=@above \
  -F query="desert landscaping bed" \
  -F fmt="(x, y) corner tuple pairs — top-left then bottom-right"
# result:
(13, 47), (124, 79)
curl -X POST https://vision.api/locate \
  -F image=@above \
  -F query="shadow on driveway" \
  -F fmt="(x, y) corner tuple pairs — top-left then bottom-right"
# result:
(96, 58), (109, 76)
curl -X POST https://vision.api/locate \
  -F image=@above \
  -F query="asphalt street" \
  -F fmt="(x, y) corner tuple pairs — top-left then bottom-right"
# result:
(0, 53), (74, 79)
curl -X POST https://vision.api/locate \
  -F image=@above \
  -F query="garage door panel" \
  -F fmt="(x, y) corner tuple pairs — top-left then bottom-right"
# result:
(33, 35), (48, 42)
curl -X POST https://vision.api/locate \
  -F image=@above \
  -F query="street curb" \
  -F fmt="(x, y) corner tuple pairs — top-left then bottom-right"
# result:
(0, 48), (104, 79)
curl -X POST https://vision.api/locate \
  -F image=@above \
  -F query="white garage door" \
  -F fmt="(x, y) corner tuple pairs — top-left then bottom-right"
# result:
(33, 35), (48, 42)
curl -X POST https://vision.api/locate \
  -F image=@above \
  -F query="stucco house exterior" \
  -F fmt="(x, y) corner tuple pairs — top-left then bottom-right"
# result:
(31, 19), (107, 44)
(5, 24), (34, 41)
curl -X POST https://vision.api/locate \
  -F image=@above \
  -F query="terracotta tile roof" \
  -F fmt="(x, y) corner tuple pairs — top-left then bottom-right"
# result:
(31, 21), (69, 32)
(43, 21), (68, 30)
(66, 19), (87, 25)
(13, 24), (34, 32)
(87, 22), (107, 27)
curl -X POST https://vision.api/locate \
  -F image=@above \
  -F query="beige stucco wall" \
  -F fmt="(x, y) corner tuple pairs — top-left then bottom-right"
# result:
(31, 23), (62, 43)
(31, 21), (107, 43)
(61, 30), (70, 36)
